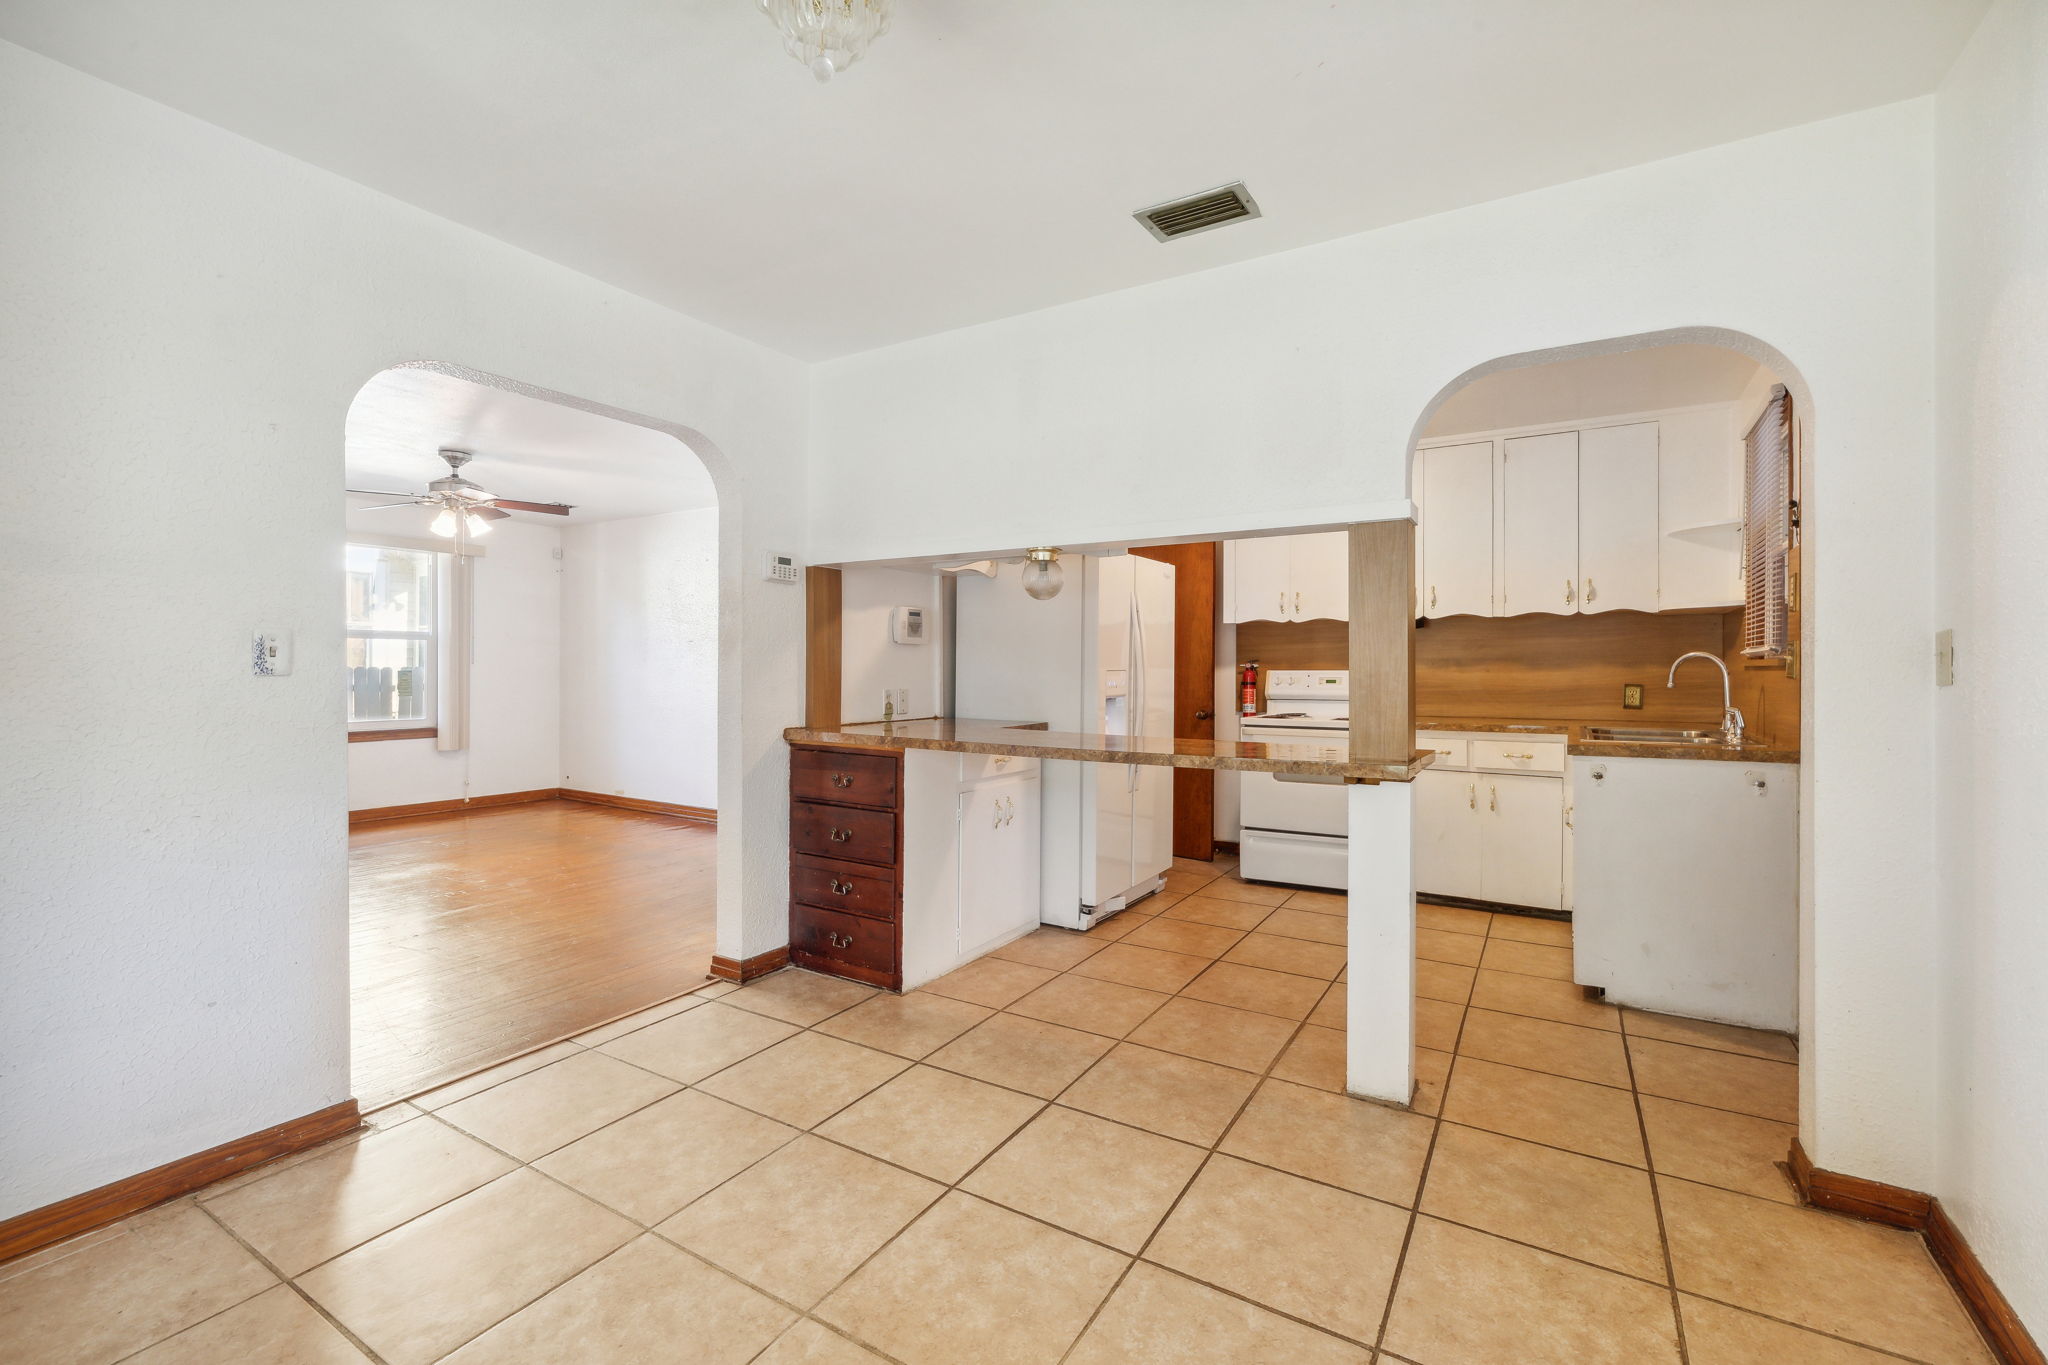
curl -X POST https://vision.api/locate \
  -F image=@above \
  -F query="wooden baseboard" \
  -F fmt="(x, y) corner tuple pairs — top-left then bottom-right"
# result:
(0, 1099), (361, 1266)
(558, 789), (717, 824)
(710, 947), (789, 983)
(1789, 1139), (2042, 1364)
(349, 787), (561, 826)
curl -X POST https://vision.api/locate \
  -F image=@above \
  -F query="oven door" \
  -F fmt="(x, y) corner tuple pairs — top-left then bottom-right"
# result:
(1239, 726), (1350, 838)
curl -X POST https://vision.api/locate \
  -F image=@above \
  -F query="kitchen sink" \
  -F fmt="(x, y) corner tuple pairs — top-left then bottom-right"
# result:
(1580, 726), (1727, 745)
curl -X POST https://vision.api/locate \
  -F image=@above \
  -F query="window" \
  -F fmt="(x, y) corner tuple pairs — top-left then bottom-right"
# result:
(1741, 386), (1795, 659)
(347, 544), (437, 730)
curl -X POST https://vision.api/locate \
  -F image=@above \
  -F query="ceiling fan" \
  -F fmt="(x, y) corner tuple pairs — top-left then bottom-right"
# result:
(346, 449), (574, 539)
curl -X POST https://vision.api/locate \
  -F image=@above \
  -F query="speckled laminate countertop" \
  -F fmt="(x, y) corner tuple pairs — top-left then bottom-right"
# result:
(1417, 717), (1799, 764)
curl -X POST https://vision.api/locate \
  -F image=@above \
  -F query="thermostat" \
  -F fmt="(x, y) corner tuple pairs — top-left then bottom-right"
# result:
(891, 606), (928, 644)
(765, 552), (800, 583)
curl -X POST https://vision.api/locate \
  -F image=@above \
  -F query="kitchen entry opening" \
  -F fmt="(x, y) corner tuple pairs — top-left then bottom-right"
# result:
(341, 362), (727, 1107)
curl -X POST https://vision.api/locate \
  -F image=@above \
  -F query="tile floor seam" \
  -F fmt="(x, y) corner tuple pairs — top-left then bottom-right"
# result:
(1617, 998), (1694, 1365)
(1668, 1290), (1952, 1365)
(186, 1196), (389, 1365)
(1455, 1047), (1799, 1125)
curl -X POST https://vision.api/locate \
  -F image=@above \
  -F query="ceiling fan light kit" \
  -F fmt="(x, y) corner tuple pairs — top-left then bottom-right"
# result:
(346, 448), (574, 539)
(755, 0), (891, 83)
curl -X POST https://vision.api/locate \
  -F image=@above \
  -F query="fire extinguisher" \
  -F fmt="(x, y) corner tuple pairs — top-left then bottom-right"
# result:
(1239, 661), (1260, 717)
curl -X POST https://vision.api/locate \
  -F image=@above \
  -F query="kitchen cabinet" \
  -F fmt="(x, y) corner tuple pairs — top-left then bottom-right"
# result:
(1413, 731), (1565, 912)
(1576, 423), (1660, 613)
(956, 767), (1041, 959)
(1223, 532), (1348, 623)
(1657, 407), (1744, 609)
(1501, 431), (1580, 616)
(1418, 441), (1493, 618)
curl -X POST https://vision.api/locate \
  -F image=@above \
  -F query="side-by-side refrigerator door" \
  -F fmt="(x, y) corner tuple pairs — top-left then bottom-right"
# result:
(1128, 557), (1177, 891)
(1080, 556), (1134, 909)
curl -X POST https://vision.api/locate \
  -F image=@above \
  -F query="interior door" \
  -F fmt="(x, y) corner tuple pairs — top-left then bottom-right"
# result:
(1577, 422), (1660, 613)
(1224, 536), (1291, 623)
(1481, 773), (1564, 910)
(1418, 441), (1494, 617)
(1501, 431), (1580, 616)
(1413, 768), (1482, 901)
(1288, 532), (1349, 621)
(1131, 543), (1216, 860)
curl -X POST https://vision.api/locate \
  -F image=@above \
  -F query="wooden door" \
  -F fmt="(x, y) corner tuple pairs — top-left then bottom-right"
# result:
(1289, 531), (1350, 621)
(1418, 441), (1494, 617)
(1132, 542), (1219, 860)
(1501, 432), (1579, 616)
(1578, 422), (1660, 613)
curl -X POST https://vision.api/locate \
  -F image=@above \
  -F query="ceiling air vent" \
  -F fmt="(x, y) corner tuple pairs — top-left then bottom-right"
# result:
(1133, 181), (1261, 242)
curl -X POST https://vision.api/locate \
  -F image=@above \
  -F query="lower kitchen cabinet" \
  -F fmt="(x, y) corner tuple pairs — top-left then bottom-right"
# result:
(1413, 732), (1566, 913)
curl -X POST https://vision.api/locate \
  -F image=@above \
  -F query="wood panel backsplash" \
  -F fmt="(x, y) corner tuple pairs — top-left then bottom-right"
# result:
(1236, 610), (1797, 743)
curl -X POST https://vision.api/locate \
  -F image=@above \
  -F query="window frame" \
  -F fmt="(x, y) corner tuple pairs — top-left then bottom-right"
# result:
(346, 542), (441, 735)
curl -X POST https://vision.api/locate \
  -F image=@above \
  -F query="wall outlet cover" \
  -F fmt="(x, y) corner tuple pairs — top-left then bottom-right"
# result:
(1622, 683), (1645, 709)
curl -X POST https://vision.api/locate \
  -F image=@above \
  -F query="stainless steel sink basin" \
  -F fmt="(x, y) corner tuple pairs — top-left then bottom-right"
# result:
(1580, 726), (1726, 745)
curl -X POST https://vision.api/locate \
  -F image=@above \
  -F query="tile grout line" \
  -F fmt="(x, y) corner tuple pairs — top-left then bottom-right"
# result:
(185, 1199), (392, 1365)
(1617, 1007), (1693, 1363)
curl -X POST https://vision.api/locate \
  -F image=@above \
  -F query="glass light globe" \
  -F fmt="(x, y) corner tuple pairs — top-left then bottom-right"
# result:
(463, 512), (493, 537)
(429, 507), (457, 537)
(1022, 552), (1064, 600)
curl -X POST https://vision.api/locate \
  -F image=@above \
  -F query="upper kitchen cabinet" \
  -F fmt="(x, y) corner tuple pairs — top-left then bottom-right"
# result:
(1223, 531), (1349, 623)
(1576, 422), (1660, 613)
(1501, 431), (1580, 616)
(1418, 441), (1493, 618)
(1415, 405), (1741, 618)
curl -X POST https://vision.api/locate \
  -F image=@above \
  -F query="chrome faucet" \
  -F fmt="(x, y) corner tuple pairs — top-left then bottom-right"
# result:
(1667, 652), (1745, 746)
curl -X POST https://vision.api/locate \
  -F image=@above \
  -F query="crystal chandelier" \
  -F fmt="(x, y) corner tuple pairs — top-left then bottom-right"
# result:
(755, 0), (891, 83)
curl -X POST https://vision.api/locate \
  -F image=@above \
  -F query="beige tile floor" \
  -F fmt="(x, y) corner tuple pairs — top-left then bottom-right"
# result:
(0, 862), (1996, 1364)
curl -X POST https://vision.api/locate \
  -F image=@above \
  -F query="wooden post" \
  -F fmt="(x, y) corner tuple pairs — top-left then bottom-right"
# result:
(1347, 521), (1416, 762)
(805, 566), (842, 731)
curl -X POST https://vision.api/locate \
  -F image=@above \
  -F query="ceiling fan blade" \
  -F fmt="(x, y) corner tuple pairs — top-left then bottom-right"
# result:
(471, 505), (512, 520)
(346, 489), (422, 499)
(488, 499), (574, 516)
(352, 500), (424, 511)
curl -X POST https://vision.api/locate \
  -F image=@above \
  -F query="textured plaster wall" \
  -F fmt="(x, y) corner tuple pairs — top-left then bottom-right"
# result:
(0, 40), (806, 1219)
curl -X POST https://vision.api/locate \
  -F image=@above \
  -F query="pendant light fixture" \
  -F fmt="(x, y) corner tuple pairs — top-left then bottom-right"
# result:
(755, 0), (892, 83)
(1021, 547), (1064, 600)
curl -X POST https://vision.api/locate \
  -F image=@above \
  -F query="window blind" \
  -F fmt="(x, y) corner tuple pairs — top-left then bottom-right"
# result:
(1742, 385), (1794, 657)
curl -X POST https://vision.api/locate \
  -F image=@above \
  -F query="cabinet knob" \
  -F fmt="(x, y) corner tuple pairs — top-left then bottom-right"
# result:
(1467, 783), (1476, 810)
(1429, 586), (1437, 612)
(830, 773), (854, 788)
(1564, 580), (1574, 606)
(1294, 591), (1302, 614)
(829, 827), (852, 842)
(1584, 578), (1597, 603)
(1489, 784), (1498, 812)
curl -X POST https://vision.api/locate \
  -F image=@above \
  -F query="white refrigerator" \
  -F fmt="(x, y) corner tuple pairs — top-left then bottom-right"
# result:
(955, 554), (1175, 929)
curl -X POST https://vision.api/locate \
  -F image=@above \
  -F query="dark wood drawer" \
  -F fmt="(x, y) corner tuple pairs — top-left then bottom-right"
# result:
(791, 748), (900, 810)
(791, 855), (897, 922)
(791, 903), (898, 987)
(791, 801), (897, 868)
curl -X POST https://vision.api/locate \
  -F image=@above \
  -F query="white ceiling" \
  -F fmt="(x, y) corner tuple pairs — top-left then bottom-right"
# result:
(2, 1), (1986, 360)
(1425, 344), (1767, 437)
(345, 367), (712, 523)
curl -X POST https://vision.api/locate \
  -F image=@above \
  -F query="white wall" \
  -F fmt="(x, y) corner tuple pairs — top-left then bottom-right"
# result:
(0, 41), (807, 1222)
(1933, 0), (2048, 1328)
(345, 511), (564, 811)
(813, 103), (1943, 1191)
(559, 508), (719, 810)
(839, 566), (945, 724)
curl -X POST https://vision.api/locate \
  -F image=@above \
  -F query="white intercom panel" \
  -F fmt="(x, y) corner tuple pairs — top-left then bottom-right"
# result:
(891, 606), (928, 644)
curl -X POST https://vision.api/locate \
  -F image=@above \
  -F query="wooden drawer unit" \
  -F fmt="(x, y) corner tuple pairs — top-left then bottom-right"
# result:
(791, 800), (898, 868)
(789, 743), (904, 990)
(791, 748), (900, 810)
(790, 904), (900, 988)
(791, 855), (896, 922)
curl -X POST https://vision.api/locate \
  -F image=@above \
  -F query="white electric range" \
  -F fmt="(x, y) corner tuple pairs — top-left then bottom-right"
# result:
(1238, 670), (1350, 890)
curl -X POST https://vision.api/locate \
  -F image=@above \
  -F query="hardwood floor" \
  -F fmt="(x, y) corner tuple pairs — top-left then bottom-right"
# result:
(349, 800), (717, 1107)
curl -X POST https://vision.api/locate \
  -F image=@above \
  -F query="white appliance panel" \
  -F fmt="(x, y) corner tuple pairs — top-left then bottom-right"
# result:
(1240, 829), (1348, 890)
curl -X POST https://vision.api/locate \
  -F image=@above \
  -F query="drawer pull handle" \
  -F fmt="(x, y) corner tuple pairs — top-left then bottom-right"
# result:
(1489, 784), (1498, 812)
(829, 827), (853, 843)
(1503, 751), (1535, 761)
(826, 930), (855, 949)
(830, 773), (854, 788)
(829, 878), (854, 895)
(1467, 783), (1476, 810)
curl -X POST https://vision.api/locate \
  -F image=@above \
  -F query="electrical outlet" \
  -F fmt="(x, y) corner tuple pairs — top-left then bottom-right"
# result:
(1622, 683), (1644, 710)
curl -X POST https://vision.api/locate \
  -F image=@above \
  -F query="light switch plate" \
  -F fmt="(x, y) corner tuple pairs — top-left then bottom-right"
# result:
(1935, 629), (1955, 687)
(252, 629), (293, 676)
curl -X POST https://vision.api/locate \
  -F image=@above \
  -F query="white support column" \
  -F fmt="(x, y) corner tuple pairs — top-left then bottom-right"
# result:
(1346, 779), (1415, 1103)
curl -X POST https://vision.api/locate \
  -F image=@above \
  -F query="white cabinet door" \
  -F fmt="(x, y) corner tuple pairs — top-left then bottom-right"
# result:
(1418, 441), (1493, 618)
(1657, 406), (1743, 609)
(1577, 423), (1659, 613)
(1288, 532), (1349, 621)
(1414, 768), (1482, 901)
(1480, 773), (1564, 911)
(1224, 536), (1291, 624)
(1501, 432), (1579, 616)
(958, 776), (1040, 956)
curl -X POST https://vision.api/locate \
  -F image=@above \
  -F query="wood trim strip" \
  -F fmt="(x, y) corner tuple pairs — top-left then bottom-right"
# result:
(709, 947), (790, 983)
(806, 565), (843, 732)
(1348, 521), (1416, 764)
(348, 727), (439, 744)
(1788, 1140), (2043, 1365)
(348, 787), (562, 826)
(558, 789), (717, 824)
(0, 1100), (361, 1266)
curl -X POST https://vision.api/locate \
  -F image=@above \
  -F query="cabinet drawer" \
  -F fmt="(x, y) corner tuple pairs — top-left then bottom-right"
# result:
(961, 753), (1039, 784)
(1416, 736), (1470, 770)
(791, 801), (898, 867)
(791, 748), (900, 810)
(1470, 739), (1565, 775)
(791, 855), (897, 922)
(790, 904), (898, 986)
